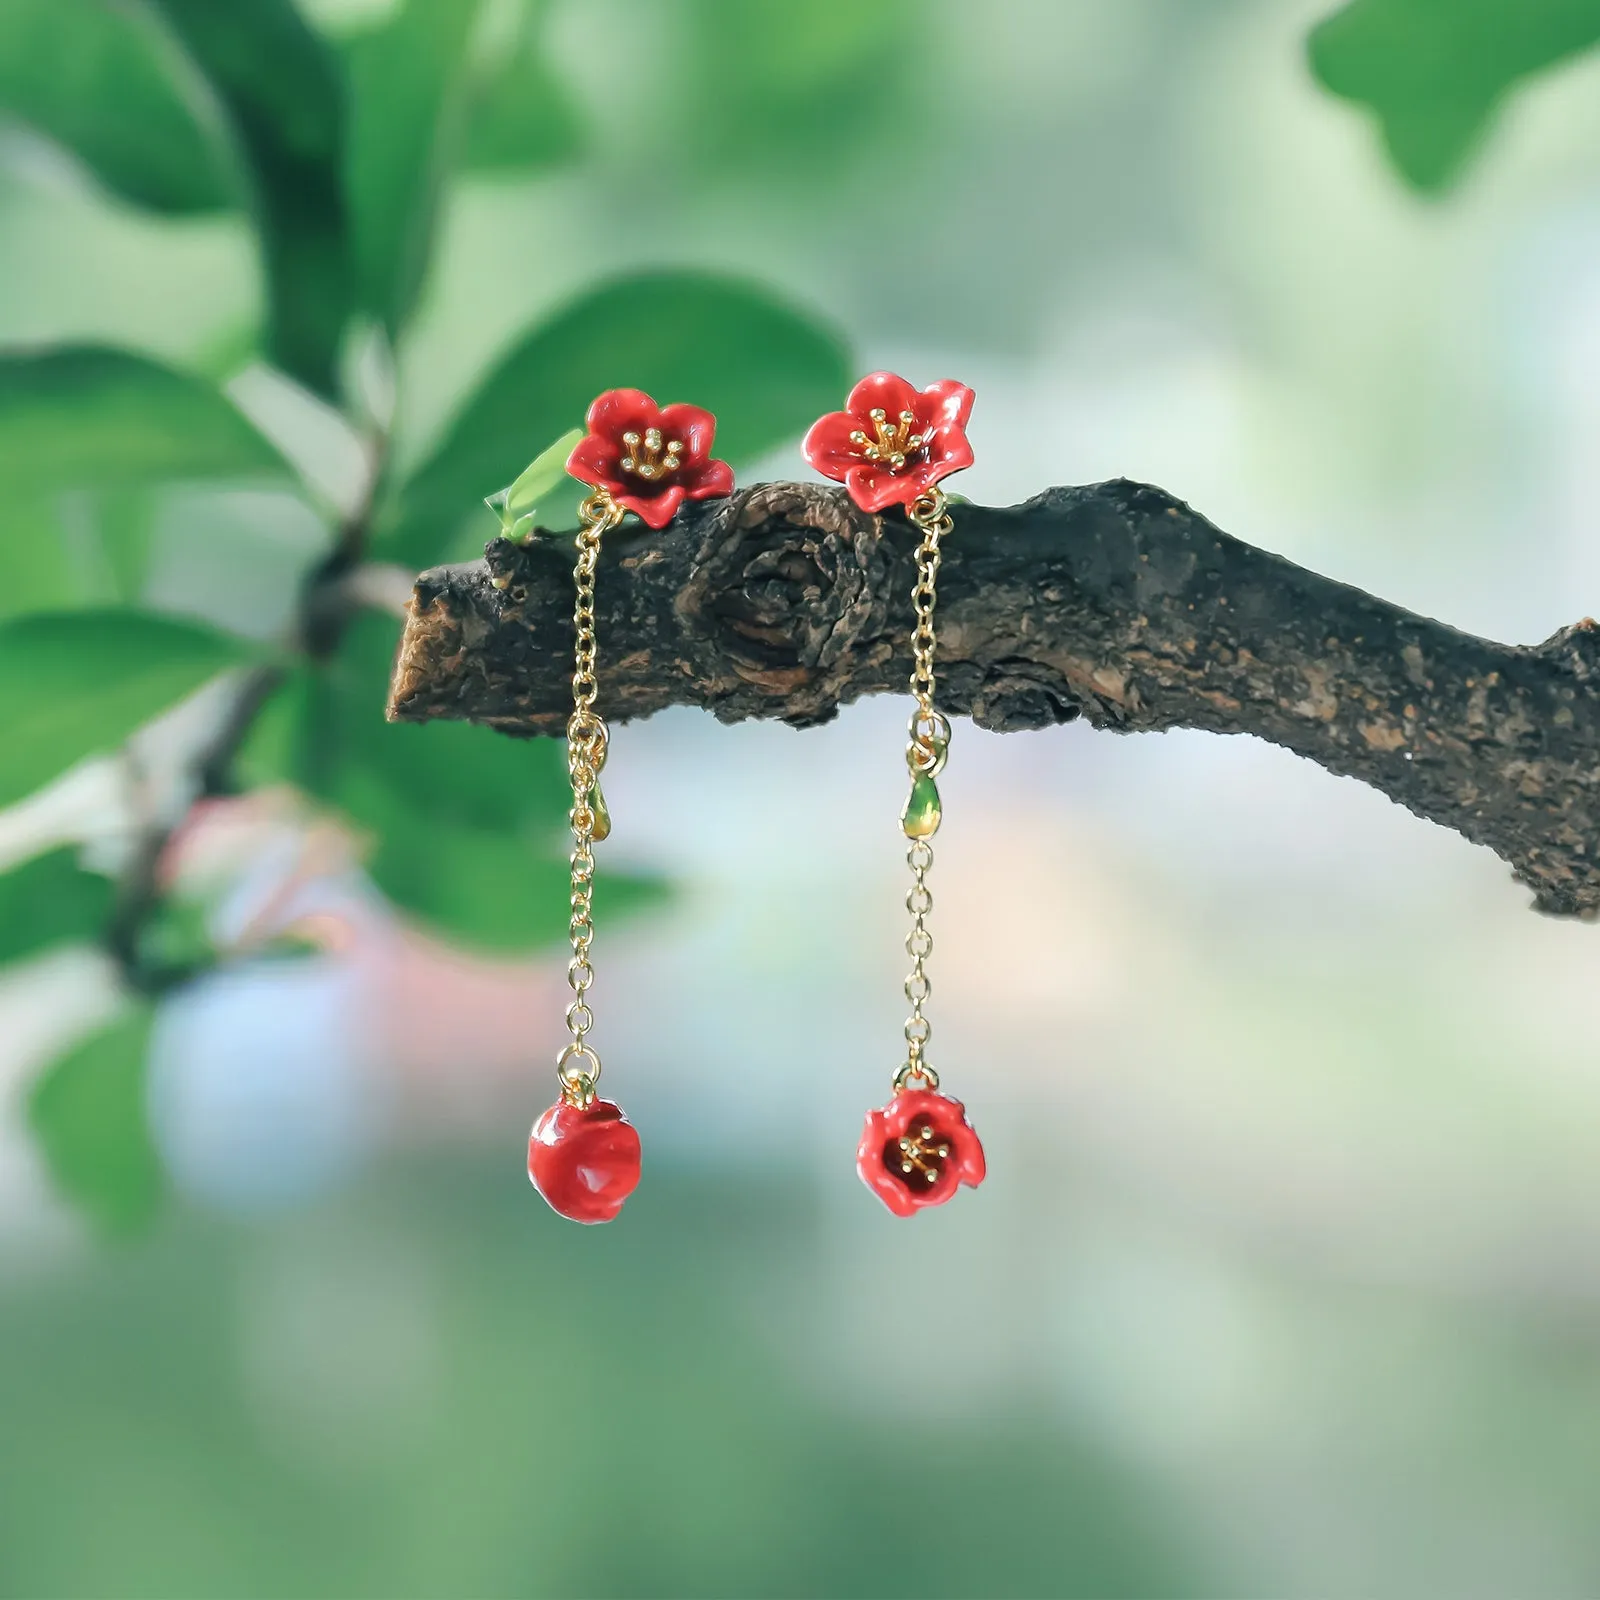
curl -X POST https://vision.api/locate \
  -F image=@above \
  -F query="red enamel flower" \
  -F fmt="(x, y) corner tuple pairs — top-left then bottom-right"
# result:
(802, 372), (975, 513)
(566, 388), (735, 529)
(528, 1097), (642, 1224)
(857, 1087), (986, 1217)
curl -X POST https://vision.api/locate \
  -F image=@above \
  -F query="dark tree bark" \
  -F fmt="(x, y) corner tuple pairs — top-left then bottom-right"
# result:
(387, 479), (1600, 918)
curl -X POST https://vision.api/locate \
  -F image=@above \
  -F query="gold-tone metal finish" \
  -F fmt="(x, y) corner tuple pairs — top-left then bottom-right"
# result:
(897, 1122), (952, 1184)
(560, 488), (625, 1109)
(894, 485), (955, 1094)
(850, 407), (930, 471)
(619, 428), (683, 481)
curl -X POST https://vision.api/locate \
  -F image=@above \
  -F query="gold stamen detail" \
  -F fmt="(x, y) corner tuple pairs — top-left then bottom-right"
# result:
(620, 428), (683, 481)
(896, 1124), (952, 1184)
(853, 407), (927, 472)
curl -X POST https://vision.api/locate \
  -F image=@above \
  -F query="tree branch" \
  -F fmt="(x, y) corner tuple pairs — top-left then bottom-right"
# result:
(386, 479), (1600, 918)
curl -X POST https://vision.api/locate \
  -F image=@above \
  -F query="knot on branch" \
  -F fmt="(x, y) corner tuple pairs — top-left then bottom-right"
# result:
(678, 483), (895, 726)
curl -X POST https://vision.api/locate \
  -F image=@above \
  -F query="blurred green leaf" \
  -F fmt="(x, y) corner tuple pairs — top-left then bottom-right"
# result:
(247, 611), (663, 949)
(1309, 0), (1600, 190)
(151, 0), (351, 397)
(296, 610), (564, 831)
(27, 1009), (162, 1234)
(364, 777), (669, 952)
(234, 610), (659, 950)
(0, 348), (289, 496)
(0, 847), (114, 966)
(345, 0), (485, 337)
(0, 491), (157, 623)
(0, 0), (236, 214)
(382, 271), (851, 568)
(0, 495), (80, 621)
(94, 491), (158, 604)
(682, 0), (918, 169)
(363, 784), (571, 949)
(0, 611), (251, 808)
(461, 11), (583, 174)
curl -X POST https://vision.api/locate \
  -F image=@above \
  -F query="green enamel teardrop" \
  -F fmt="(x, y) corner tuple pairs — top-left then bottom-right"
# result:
(900, 771), (942, 839)
(587, 775), (612, 843)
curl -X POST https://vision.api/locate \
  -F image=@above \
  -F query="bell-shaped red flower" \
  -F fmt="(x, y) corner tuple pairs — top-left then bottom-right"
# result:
(802, 372), (975, 514)
(528, 1097), (641, 1223)
(857, 1087), (985, 1217)
(566, 388), (735, 529)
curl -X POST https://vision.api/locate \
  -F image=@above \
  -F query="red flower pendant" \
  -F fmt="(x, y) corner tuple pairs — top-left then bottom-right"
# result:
(857, 1088), (986, 1217)
(566, 387), (735, 529)
(528, 1097), (642, 1224)
(803, 372), (975, 513)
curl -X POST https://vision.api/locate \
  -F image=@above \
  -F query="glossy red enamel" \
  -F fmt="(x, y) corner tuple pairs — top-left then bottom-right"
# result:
(856, 1087), (986, 1217)
(802, 372), (975, 513)
(566, 388), (735, 528)
(528, 1097), (642, 1224)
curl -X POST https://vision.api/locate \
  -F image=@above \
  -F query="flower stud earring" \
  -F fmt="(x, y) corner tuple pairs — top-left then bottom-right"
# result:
(564, 387), (734, 529)
(804, 373), (986, 1216)
(526, 388), (734, 1223)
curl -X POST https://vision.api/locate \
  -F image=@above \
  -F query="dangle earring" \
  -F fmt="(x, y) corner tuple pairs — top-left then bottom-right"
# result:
(803, 374), (987, 1216)
(526, 388), (734, 1223)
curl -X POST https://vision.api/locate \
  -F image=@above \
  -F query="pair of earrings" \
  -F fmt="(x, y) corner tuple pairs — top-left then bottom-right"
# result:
(525, 374), (987, 1224)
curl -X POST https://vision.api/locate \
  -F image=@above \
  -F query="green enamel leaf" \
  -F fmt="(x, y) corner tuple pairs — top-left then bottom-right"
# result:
(0, 0), (236, 214)
(0, 611), (252, 808)
(503, 429), (584, 524)
(381, 271), (850, 568)
(1309, 0), (1600, 191)
(28, 1010), (163, 1234)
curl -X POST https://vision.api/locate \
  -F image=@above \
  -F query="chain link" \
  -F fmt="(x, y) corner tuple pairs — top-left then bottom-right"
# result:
(558, 489), (623, 1108)
(895, 487), (953, 1093)
(907, 486), (950, 727)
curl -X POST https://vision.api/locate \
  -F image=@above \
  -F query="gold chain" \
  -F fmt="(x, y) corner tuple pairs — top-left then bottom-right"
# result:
(557, 488), (623, 1109)
(895, 486), (953, 1095)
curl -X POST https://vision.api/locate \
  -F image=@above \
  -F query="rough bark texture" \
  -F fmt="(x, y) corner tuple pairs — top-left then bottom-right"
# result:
(388, 479), (1600, 918)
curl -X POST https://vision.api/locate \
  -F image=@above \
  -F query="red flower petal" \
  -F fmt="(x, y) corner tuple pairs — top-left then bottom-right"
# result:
(654, 402), (718, 467)
(613, 482), (686, 529)
(845, 370), (922, 422)
(567, 389), (734, 524)
(856, 1088), (985, 1216)
(843, 463), (908, 513)
(585, 387), (660, 439)
(804, 374), (976, 513)
(919, 379), (976, 439)
(682, 455), (735, 500)
(566, 431), (624, 490)
(801, 410), (864, 479)
(924, 434), (975, 478)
